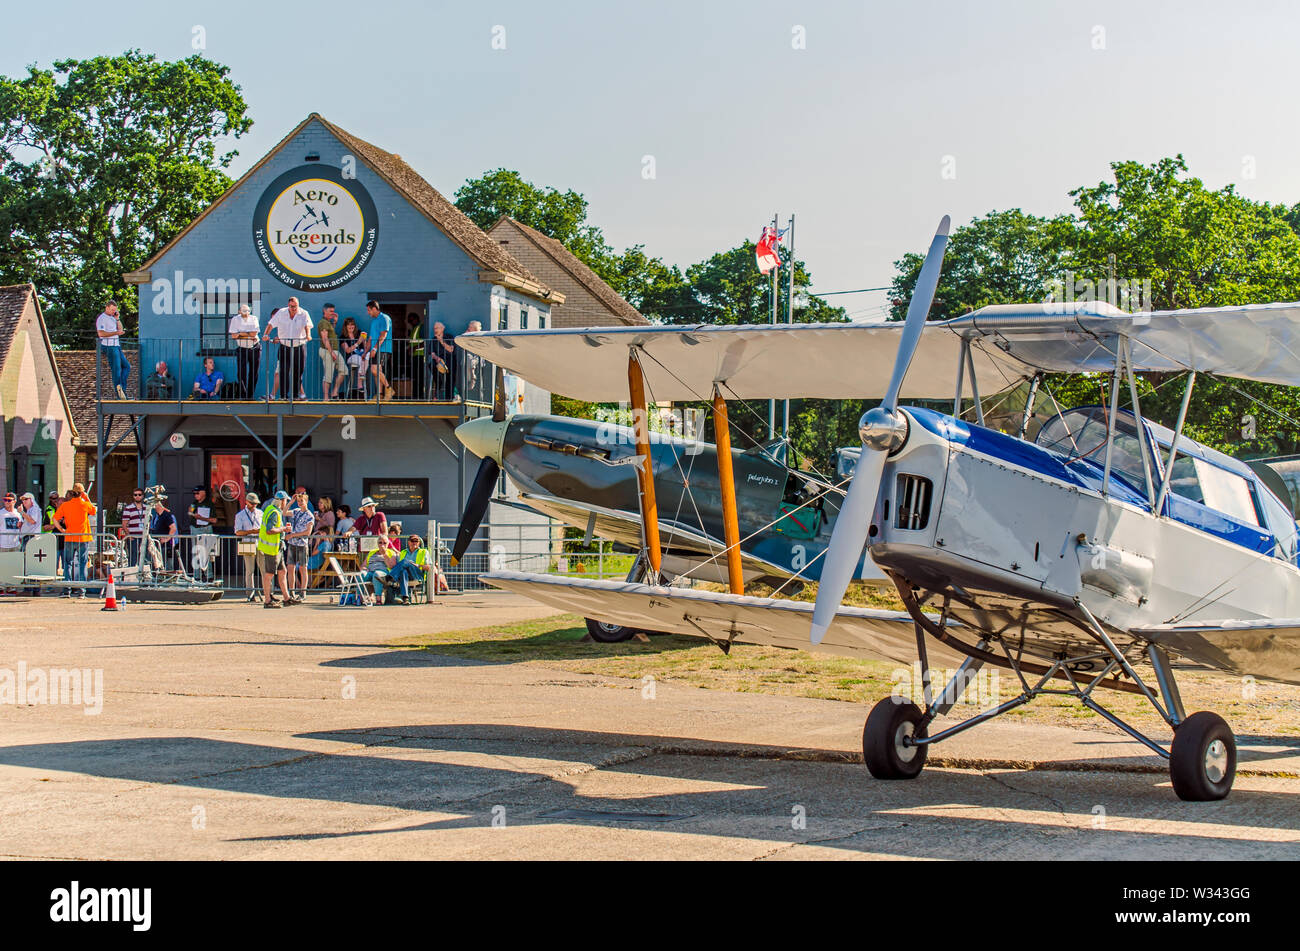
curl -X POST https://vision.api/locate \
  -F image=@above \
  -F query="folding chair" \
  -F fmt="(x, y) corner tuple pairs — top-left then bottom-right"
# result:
(329, 556), (373, 606)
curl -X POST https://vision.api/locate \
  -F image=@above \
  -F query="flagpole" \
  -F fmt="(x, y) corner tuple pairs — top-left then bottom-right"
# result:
(783, 213), (794, 442)
(769, 211), (777, 440)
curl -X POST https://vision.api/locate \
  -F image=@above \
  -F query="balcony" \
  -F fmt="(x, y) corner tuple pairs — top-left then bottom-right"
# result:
(92, 337), (496, 418)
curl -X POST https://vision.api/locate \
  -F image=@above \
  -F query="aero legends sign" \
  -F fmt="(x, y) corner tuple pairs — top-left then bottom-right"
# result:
(253, 165), (378, 291)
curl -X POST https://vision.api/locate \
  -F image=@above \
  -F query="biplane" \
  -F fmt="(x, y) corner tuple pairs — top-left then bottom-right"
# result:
(450, 403), (885, 641)
(455, 217), (1300, 801)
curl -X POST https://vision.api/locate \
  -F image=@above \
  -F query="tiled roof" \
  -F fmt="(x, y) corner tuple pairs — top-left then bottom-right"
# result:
(493, 218), (646, 325)
(134, 114), (553, 299)
(52, 350), (138, 449)
(0, 283), (33, 367)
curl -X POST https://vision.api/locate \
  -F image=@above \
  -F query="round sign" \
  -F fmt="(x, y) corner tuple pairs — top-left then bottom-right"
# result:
(253, 165), (379, 291)
(168, 433), (187, 449)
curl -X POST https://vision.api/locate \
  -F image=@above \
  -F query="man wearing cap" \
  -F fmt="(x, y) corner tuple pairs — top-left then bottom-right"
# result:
(233, 492), (263, 602)
(149, 495), (179, 572)
(53, 484), (97, 597)
(121, 488), (148, 568)
(285, 488), (314, 602)
(258, 491), (294, 608)
(386, 534), (430, 604)
(0, 493), (23, 553)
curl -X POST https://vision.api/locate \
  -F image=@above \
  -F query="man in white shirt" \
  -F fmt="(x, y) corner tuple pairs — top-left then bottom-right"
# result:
(96, 300), (130, 399)
(233, 492), (263, 602)
(0, 493), (22, 552)
(228, 304), (261, 398)
(263, 298), (313, 400)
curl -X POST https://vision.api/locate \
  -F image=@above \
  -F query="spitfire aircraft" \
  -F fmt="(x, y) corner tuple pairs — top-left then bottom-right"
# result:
(455, 216), (1300, 801)
(451, 400), (885, 641)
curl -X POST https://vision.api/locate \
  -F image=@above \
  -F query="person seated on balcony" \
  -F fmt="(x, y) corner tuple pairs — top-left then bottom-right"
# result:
(145, 361), (176, 399)
(191, 357), (225, 400)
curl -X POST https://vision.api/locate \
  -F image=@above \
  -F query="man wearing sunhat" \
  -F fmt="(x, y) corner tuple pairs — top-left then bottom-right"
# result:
(257, 490), (294, 608)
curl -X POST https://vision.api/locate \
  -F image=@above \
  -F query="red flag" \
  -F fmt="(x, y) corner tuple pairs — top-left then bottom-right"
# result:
(755, 225), (782, 274)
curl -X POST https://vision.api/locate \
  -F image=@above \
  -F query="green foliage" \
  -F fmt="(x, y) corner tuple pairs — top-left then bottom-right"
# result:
(0, 50), (251, 342)
(891, 155), (1300, 457)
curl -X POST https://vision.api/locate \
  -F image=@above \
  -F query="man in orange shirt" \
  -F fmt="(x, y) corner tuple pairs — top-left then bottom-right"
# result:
(52, 483), (97, 598)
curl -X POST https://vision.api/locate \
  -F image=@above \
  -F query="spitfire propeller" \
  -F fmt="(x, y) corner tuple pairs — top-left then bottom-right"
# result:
(809, 216), (951, 644)
(451, 366), (508, 566)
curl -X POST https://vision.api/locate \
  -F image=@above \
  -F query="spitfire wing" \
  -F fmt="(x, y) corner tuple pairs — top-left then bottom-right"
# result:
(505, 493), (794, 579)
(480, 570), (966, 666)
(1133, 618), (1300, 686)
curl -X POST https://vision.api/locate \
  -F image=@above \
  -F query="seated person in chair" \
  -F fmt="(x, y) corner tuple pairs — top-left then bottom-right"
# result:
(385, 534), (429, 604)
(145, 361), (177, 399)
(191, 357), (225, 400)
(360, 545), (396, 602)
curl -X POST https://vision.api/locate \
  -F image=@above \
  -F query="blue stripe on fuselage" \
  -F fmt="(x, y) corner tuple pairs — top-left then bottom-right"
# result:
(905, 407), (1276, 557)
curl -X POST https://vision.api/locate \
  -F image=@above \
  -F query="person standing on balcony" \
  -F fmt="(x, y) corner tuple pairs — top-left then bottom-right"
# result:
(264, 298), (312, 400)
(365, 301), (394, 400)
(96, 300), (130, 399)
(228, 304), (261, 399)
(430, 321), (457, 401)
(318, 304), (345, 400)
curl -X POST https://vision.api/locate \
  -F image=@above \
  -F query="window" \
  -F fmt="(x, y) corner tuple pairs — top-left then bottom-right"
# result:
(199, 289), (259, 354)
(496, 300), (509, 331)
(520, 305), (529, 330)
(1168, 456), (1261, 526)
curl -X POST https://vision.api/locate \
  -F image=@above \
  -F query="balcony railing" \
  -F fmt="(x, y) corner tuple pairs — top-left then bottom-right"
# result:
(94, 337), (494, 406)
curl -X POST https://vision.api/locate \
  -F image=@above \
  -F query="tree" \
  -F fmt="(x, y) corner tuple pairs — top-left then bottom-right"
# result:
(890, 156), (1300, 457)
(0, 50), (251, 342)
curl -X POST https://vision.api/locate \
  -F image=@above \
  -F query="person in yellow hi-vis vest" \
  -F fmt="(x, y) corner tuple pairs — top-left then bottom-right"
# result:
(258, 491), (294, 608)
(386, 534), (431, 604)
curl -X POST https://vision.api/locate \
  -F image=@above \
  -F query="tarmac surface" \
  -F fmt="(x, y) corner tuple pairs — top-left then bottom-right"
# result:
(1, 592), (1298, 860)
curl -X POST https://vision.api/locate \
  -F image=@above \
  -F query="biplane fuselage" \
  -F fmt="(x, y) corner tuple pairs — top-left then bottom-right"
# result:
(873, 405), (1300, 672)
(460, 411), (881, 586)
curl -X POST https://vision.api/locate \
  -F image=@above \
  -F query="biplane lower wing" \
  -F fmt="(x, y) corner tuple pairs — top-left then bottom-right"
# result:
(1135, 619), (1300, 686)
(481, 570), (965, 666)
(496, 493), (794, 580)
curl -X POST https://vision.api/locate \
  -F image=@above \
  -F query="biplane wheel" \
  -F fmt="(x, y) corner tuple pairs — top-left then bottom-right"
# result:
(1169, 711), (1236, 801)
(585, 618), (638, 643)
(863, 698), (928, 780)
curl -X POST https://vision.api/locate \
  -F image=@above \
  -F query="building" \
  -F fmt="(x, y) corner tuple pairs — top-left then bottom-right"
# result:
(103, 113), (567, 539)
(0, 284), (76, 502)
(487, 217), (648, 328)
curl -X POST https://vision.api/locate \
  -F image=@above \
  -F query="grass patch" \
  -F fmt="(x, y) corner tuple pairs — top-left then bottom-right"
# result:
(389, 613), (1300, 737)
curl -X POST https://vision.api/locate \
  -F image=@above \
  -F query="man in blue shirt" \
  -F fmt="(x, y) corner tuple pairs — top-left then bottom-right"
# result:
(365, 300), (394, 400)
(191, 357), (225, 400)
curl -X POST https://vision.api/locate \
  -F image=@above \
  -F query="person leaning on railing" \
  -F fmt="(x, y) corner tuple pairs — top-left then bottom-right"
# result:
(228, 304), (261, 399)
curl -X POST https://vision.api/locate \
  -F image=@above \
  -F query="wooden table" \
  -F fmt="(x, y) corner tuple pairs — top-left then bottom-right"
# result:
(310, 549), (360, 589)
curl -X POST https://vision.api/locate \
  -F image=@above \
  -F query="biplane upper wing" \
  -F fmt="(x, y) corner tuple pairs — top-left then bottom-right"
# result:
(457, 300), (1300, 401)
(480, 570), (966, 667)
(1133, 618), (1300, 686)
(495, 493), (794, 578)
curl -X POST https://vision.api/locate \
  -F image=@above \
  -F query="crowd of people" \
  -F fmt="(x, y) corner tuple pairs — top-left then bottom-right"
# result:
(96, 296), (481, 402)
(9, 482), (441, 606)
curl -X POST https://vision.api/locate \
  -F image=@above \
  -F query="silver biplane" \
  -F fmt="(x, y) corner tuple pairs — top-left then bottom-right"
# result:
(456, 217), (1300, 801)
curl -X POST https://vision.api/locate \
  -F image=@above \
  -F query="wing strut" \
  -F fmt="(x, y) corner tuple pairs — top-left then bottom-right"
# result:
(628, 349), (662, 579)
(712, 385), (744, 594)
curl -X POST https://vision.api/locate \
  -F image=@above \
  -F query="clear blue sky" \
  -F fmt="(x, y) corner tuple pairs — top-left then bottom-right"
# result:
(7, 0), (1300, 319)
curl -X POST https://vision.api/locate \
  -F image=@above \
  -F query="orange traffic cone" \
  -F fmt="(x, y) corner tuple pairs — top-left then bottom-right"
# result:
(101, 571), (119, 611)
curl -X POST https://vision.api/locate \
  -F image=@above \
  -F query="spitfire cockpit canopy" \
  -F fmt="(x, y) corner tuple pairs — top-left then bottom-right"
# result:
(457, 300), (1300, 403)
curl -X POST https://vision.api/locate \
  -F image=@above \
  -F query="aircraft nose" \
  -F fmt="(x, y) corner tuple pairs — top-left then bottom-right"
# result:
(455, 416), (510, 463)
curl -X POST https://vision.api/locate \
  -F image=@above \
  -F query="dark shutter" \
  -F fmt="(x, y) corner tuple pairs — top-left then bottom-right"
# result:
(294, 450), (343, 505)
(157, 449), (203, 530)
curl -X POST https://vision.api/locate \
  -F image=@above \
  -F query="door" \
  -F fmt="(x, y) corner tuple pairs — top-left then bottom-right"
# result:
(294, 450), (343, 505)
(157, 449), (204, 530)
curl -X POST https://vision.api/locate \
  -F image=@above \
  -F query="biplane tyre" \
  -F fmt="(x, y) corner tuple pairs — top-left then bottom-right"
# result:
(863, 698), (928, 780)
(1169, 711), (1236, 801)
(585, 618), (638, 643)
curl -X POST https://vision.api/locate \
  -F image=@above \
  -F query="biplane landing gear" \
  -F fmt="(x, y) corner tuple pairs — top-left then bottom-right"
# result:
(585, 618), (638, 643)
(863, 699), (928, 779)
(1170, 711), (1236, 801)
